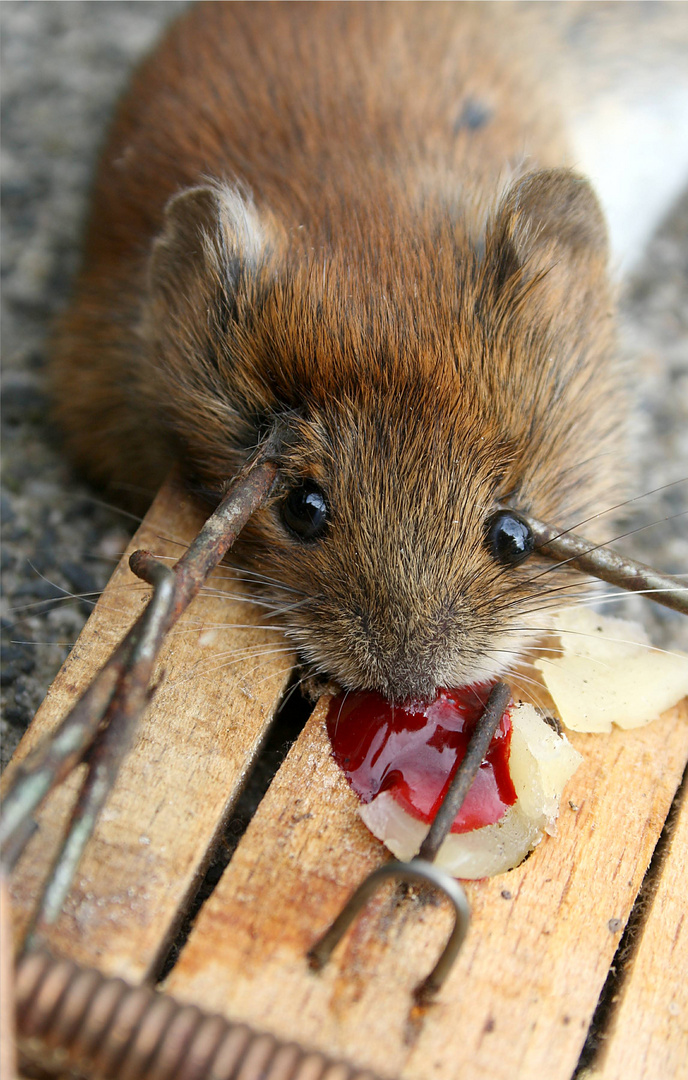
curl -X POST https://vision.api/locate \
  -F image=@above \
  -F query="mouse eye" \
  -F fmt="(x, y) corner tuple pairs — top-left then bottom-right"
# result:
(485, 510), (535, 566)
(281, 481), (329, 541)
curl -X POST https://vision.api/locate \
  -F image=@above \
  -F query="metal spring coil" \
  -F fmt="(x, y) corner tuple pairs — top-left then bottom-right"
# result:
(15, 950), (380, 1080)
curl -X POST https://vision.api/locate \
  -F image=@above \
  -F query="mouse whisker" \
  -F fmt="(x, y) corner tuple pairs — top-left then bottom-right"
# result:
(159, 645), (296, 691)
(273, 672), (309, 712)
(244, 661), (301, 690)
(332, 689), (352, 740)
(206, 643), (296, 665)
(7, 580), (158, 616)
(533, 651), (613, 674)
(500, 578), (602, 610)
(71, 494), (147, 524)
(195, 587), (294, 607)
(504, 680), (549, 714)
(211, 568), (308, 595)
(507, 671), (549, 703)
(263, 596), (315, 619)
(485, 661), (551, 712)
(503, 625), (688, 661)
(516, 509), (688, 591)
(8, 594), (99, 615)
(490, 645), (562, 656)
(166, 622), (289, 636)
(522, 586), (688, 616)
(135, 555), (303, 596)
(540, 475), (687, 539)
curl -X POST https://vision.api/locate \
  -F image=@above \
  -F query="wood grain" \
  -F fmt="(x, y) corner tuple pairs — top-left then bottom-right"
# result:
(1, 876), (17, 1080)
(5, 475), (295, 981)
(166, 698), (688, 1080)
(585, 777), (688, 1080)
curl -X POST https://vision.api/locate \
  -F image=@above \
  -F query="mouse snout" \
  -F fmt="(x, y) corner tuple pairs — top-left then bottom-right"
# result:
(348, 599), (460, 704)
(361, 650), (440, 704)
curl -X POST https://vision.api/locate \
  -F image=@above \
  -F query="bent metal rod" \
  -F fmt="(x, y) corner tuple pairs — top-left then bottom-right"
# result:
(1, 429), (283, 941)
(307, 681), (511, 1002)
(519, 511), (688, 617)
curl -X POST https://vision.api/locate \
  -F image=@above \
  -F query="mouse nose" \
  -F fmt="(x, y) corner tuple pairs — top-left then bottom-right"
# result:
(375, 669), (440, 704)
(353, 613), (447, 703)
(342, 590), (467, 703)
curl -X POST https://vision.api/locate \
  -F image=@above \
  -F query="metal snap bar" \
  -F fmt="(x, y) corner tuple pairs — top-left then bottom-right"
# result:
(308, 682), (512, 1001)
(1, 431), (284, 948)
(308, 858), (470, 1003)
(518, 511), (688, 616)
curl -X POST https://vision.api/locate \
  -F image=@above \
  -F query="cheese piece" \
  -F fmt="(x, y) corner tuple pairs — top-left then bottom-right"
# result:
(535, 607), (688, 733)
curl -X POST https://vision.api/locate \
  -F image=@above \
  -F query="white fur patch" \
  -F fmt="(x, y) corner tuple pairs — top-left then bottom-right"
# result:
(213, 182), (267, 268)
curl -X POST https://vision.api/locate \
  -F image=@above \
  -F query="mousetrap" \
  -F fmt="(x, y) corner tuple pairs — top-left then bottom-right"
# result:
(2, 469), (687, 1080)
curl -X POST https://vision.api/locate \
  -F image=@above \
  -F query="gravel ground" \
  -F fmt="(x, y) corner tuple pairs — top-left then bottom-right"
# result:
(2, 2), (687, 771)
(1, 2), (185, 769)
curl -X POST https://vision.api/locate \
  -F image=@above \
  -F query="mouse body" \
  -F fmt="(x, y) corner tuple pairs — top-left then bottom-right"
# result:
(53, 1), (625, 701)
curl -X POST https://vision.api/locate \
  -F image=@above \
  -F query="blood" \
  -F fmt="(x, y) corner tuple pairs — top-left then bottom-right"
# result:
(327, 686), (516, 833)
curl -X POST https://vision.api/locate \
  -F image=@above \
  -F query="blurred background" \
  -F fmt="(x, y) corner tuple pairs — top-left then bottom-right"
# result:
(2, 1), (687, 769)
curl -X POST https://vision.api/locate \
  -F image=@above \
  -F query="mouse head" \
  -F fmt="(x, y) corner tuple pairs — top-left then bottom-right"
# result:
(142, 170), (622, 700)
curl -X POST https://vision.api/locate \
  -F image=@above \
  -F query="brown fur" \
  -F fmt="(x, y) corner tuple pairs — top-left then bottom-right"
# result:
(52, 2), (625, 700)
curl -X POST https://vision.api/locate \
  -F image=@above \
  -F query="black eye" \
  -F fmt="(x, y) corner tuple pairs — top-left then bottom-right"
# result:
(281, 481), (329, 541)
(485, 510), (535, 566)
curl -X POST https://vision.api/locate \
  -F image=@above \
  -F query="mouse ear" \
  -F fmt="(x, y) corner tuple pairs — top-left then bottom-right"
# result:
(148, 182), (270, 323)
(491, 168), (608, 286)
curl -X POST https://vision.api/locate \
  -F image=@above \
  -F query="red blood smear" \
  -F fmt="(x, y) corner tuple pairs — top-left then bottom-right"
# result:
(327, 686), (516, 833)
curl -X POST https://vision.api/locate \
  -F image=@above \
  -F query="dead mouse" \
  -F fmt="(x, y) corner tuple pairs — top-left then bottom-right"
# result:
(52, 1), (627, 701)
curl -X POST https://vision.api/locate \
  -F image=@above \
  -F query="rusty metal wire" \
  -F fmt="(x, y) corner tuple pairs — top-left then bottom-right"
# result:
(308, 858), (470, 1004)
(520, 512), (688, 616)
(1, 433), (282, 944)
(418, 682), (512, 864)
(15, 948), (381, 1080)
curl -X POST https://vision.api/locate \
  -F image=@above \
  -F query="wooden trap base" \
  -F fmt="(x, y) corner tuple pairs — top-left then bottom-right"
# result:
(4, 476), (688, 1079)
